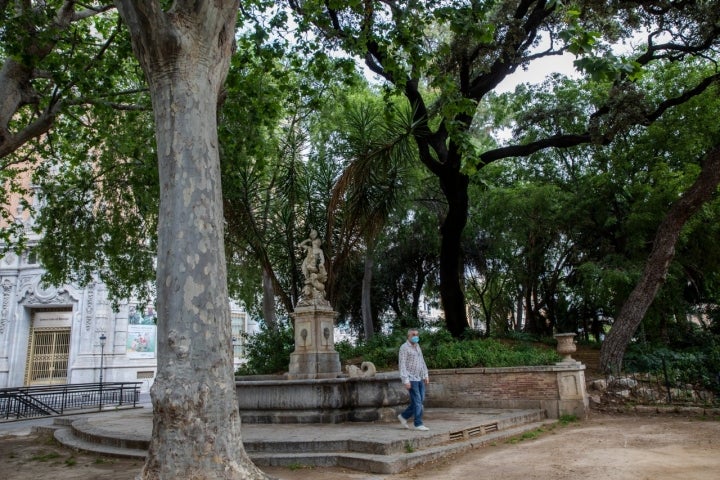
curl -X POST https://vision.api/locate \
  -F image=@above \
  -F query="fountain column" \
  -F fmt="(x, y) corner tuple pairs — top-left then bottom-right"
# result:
(288, 303), (341, 379)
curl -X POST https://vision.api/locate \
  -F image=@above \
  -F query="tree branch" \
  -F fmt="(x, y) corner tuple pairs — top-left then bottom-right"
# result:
(481, 71), (720, 166)
(646, 72), (720, 123)
(467, 0), (556, 100)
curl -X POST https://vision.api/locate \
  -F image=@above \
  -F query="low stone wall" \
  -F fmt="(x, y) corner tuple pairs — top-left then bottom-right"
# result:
(427, 363), (589, 419)
(587, 375), (718, 411)
(235, 363), (589, 423)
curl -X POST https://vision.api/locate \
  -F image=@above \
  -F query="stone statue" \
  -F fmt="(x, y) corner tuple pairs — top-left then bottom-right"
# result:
(298, 229), (328, 305)
(345, 361), (377, 378)
(290, 228), (339, 379)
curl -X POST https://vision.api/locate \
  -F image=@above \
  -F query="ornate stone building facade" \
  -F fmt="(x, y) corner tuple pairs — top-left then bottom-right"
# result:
(0, 247), (160, 391)
(0, 247), (256, 392)
(0, 199), (256, 392)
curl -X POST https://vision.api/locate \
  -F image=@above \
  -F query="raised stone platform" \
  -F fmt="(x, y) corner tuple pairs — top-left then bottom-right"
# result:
(49, 407), (552, 474)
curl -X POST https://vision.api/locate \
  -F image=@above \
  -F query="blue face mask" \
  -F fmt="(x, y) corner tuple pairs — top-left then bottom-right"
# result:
(410, 335), (420, 343)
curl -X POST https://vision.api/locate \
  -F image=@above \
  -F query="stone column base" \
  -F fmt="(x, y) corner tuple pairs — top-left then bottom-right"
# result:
(288, 351), (341, 380)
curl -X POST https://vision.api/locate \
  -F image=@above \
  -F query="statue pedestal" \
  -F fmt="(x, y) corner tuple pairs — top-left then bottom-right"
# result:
(287, 303), (341, 379)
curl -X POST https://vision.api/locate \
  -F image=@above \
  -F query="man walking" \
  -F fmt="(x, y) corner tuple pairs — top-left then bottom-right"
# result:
(397, 328), (430, 431)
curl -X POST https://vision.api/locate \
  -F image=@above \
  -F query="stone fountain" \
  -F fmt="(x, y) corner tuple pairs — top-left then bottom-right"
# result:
(235, 228), (406, 423)
(287, 229), (341, 379)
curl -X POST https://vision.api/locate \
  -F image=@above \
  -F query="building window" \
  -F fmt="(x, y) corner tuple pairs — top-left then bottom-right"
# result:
(230, 311), (247, 359)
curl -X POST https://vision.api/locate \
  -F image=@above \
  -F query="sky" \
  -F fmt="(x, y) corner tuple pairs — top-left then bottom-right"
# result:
(495, 52), (580, 94)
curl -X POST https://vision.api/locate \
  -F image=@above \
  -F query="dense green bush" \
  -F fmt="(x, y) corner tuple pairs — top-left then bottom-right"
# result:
(622, 322), (720, 393)
(343, 329), (560, 370)
(235, 322), (294, 376)
(237, 326), (561, 376)
(235, 317), (719, 394)
(423, 337), (560, 369)
(624, 343), (720, 393)
(338, 331), (408, 369)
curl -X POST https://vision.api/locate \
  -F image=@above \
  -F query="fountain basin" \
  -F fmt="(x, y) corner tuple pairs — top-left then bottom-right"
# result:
(236, 372), (406, 424)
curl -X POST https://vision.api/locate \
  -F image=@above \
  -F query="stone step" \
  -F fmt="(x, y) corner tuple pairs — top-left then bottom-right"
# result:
(574, 347), (601, 369)
(53, 407), (546, 454)
(244, 408), (546, 456)
(51, 408), (551, 473)
(251, 420), (556, 474)
(57, 417), (149, 451)
(54, 427), (148, 460)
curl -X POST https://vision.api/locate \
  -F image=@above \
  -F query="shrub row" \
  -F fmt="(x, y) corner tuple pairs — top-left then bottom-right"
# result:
(237, 325), (560, 375)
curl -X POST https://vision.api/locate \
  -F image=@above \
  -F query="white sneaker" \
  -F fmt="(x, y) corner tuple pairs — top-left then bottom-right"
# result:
(415, 425), (430, 431)
(397, 414), (409, 429)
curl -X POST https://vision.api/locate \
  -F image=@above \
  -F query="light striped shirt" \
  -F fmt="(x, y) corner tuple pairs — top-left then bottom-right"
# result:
(399, 341), (429, 384)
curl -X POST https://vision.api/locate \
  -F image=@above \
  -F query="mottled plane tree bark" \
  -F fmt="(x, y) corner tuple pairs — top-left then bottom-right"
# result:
(113, 1), (269, 478)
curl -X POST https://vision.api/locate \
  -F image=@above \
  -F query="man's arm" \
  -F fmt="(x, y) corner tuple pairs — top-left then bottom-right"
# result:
(419, 348), (429, 384)
(398, 344), (410, 386)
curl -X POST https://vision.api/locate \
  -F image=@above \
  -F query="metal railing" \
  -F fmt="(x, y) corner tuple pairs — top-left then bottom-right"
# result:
(0, 382), (142, 420)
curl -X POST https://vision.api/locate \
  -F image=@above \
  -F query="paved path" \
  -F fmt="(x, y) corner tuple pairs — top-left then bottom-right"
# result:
(0, 392), (151, 437)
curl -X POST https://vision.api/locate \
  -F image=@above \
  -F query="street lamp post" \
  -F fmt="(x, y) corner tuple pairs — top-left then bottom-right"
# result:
(99, 333), (106, 411)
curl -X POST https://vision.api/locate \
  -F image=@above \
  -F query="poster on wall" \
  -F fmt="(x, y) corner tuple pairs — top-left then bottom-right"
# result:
(127, 324), (156, 358)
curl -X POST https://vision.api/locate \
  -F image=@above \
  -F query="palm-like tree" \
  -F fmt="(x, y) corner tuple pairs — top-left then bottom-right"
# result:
(329, 98), (419, 339)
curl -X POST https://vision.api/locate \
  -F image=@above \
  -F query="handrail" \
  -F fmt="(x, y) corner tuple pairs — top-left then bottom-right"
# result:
(7, 393), (59, 416)
(0, 382), (142, 420)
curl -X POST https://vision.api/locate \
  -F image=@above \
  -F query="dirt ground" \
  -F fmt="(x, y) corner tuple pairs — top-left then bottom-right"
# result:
(1, 412), (718, 480)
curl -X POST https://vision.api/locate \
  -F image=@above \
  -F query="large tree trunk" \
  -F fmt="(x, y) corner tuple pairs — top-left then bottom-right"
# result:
(438, 169), (470, 337)
(600, 144), (720, 374)
(115, 2), (268, 478)
(515, 296), (524, 332)
(361, 249), (374, 341)
(262, 267), (277, 330)
(0, 58), (51, 158)
(410, 264), (425, 322)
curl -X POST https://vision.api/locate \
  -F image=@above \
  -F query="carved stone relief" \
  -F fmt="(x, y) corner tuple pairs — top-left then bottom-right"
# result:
(17, 276), (78, 309)
(0, 279), (14, 335)
(2, 252), (16, 266)
(21, 289), (74, 306)
(84, 282), (96, 330)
